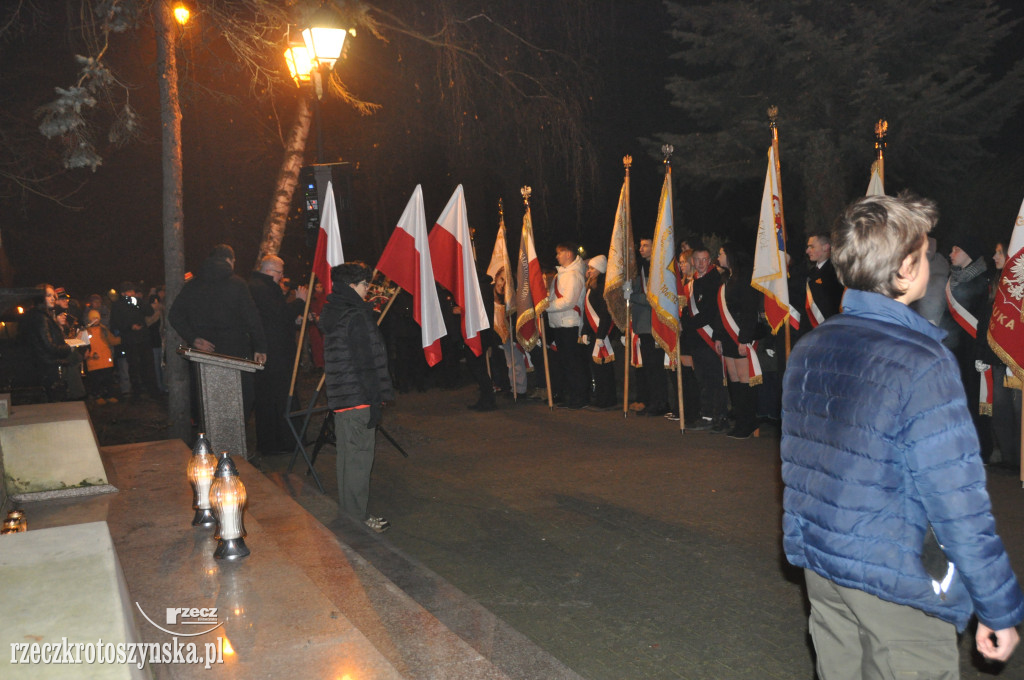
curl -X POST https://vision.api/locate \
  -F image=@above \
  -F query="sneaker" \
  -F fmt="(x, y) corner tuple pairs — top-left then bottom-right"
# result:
(364, 516), (391, 533)
(687, 418), (713, 431)
(106, 396), (119, 404)
(664, 412), (680, 421)
(95, 397), (107, 405)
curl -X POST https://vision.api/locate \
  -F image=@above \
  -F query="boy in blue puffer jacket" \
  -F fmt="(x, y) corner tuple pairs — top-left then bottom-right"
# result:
(781, 193), (1023, 677)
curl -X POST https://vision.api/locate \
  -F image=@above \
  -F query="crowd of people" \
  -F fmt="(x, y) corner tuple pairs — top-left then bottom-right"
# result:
(14, 192), (1024, 669)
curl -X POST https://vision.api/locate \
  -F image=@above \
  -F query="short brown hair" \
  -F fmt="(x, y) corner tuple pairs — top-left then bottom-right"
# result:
(831, 192), (937, 299)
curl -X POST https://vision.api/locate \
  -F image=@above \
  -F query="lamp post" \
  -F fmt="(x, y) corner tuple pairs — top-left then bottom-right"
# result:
(284, 9), (350, 163)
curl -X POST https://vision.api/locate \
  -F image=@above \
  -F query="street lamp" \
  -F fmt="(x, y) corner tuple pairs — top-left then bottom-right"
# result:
(284, 11), (351, 162)
(173, 3), (190, 26)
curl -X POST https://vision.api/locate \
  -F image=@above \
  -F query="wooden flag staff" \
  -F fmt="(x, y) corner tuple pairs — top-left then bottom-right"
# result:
(768, 106), (792, 360)
(621, 156), (633, 418)
(522, 186), (554, 410)
(662, 144), (685, 434)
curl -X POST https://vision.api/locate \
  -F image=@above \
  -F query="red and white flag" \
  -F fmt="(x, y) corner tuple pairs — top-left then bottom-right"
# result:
(751, 146), (791, 333)
(376, 185), (446, 366)
(428, 185), (490, 356)
(988, 195), (1024, 380)
(647, 166), (679, 355)
(514, 201), (548, 350)
(312, 180), (345, 294)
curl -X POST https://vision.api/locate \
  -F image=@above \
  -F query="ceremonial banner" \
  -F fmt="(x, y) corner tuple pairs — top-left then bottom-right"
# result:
(988, 196), (1024, 380)
(486, 211), (514, 306)
(486, 211), (514, 342)
(514, 202), (548, 350)
(312, 180), (345, 294)
(604, 171), (636, 331)
(376, 185), (446, 366)
(751, 146), (790, 333)
(428, 185), (490, 356)
(647, 167), (679, 355)
(866, 162), (885, 196)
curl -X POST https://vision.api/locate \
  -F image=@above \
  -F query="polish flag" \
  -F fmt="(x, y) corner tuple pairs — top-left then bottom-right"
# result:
(428, 185), (490, 356)
(312, 181), (345, 294)
(376, 185), (446, 366)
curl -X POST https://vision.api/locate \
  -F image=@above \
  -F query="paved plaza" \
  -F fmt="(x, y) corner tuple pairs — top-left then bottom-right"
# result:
(266, 383), (1024, 680)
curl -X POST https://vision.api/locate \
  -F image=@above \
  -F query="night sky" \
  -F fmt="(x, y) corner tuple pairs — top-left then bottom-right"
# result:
(2, 1), (1023, 299)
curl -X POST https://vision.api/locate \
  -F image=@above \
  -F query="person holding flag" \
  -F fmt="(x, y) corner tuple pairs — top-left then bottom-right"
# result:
(943, 234), (993, 461)
(546, 242), (588, 409)
(682, 244), (727, 431)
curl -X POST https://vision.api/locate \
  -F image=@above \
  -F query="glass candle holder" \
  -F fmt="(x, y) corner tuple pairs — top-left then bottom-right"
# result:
(210, 453), (249, 560)
(187, 434), (217, 527)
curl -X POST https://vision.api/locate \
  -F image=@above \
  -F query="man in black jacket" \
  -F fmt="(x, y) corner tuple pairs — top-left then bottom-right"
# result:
(321, 262), (396, 533)
(169, 244), (267, 415)
(682, 246), (727, 431)
(109, 281), (158, 398)
(248, 255), (307, 456)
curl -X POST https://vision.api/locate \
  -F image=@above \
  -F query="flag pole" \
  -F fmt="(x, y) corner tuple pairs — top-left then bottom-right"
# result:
(874, 119), (887, 186)
(288, 268), (318, 401)
(660, 144), (685, 433)
(498, 198), (519, 402)
(522, 186), (554, 409)
(622, 156), (633, 417)
(768, 106), (792, 360)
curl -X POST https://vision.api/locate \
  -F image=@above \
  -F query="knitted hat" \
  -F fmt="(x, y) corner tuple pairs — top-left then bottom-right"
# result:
(948, 228), (975, 260)
(589, 255), (608, 274)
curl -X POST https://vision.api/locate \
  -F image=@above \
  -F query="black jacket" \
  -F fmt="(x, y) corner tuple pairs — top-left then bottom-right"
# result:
(20, 306), (71, 378)
(320, 285), (395, 410)
(682, 268), (723, 346)
(110, 295), (153, 346)
(169, 256), (267, 359)
(806, 259), (844, 320)
(247, 271), (304, 371)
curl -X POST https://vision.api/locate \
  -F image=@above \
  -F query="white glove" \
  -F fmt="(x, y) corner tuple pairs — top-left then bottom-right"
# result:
(975, 360), (991, 373)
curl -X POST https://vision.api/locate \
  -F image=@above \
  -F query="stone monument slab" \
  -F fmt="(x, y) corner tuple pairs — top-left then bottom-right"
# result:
(0, 401), (116, 502)
(0, 521), (146, 679)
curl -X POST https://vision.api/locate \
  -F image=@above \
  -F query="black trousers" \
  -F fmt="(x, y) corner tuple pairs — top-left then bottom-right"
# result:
(254, 360), (292, 453)
(638, 334), (668, 411)
(550, 326), (589, 406)
(692, 340), (728, 420)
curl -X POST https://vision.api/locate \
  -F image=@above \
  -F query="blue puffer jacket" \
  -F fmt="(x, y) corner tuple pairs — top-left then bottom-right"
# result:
(781, 289), (1024, 632)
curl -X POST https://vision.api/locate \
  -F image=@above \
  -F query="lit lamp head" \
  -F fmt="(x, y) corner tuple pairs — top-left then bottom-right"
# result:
(283, 42), (313, 87)
(187, 434), (217, 527)
(301, 8), (349, 71)
(210, 452), (249, 560)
